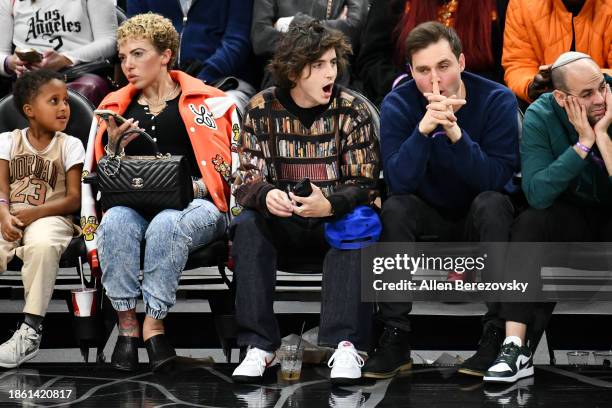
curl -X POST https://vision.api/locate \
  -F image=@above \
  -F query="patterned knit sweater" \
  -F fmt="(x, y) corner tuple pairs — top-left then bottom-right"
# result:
(232, 85), (380, 218)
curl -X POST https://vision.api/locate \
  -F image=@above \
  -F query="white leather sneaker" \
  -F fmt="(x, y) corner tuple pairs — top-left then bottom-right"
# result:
(0, 323), (41, 368)
(232, 347), (277, 383)
(328, 341), (364, 385)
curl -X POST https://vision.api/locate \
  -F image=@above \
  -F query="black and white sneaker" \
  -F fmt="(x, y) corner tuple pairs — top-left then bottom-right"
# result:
(483, 337), (534, 383)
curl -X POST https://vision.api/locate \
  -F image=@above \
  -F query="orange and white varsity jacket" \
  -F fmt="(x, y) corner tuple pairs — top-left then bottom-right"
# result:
(80, 70), (240, 273)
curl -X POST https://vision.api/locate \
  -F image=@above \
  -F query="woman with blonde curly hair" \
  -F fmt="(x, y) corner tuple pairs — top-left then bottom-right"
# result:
(80, 13), (240, 372)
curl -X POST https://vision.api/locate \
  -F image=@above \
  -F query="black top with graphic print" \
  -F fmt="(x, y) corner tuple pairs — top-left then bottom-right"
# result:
(123, 94), (201, 178)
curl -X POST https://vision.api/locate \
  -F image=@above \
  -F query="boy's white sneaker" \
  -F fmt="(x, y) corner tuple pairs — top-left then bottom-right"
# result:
(0, 323), (41, 368)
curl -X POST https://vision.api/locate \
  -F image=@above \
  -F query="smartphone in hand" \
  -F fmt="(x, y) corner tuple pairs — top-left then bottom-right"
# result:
(292, 177), (313, 198)
(94, 109), (128, 126)
(15, 48), (43, 64)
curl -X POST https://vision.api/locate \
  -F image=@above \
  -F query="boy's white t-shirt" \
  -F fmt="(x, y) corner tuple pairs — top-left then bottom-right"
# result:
(0, 128), (84, 210)
(0, 129), (84, 171)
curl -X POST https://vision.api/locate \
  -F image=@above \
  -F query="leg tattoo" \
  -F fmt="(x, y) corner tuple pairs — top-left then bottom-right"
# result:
(117, 310), (140, 338)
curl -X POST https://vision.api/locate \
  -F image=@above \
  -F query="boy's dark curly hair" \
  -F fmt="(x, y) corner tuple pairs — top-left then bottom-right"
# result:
(268, 19), (352, 90)
(13, 70), (65, 118)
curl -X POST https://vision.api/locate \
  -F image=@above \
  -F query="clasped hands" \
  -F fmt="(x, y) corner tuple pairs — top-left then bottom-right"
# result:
(418, 79), (466, 143)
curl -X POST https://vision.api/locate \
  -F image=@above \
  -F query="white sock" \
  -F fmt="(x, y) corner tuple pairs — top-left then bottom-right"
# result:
(503, 336), (522, 347)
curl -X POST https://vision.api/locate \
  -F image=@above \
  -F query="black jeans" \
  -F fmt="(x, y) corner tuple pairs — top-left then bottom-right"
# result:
(230, 210), (372, 351)
(377, 192), (515, 332)
(488, 200), (612, 328)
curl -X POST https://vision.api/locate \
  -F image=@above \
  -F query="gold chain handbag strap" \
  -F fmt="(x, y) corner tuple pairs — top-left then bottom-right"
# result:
(326, 0), (333, 19)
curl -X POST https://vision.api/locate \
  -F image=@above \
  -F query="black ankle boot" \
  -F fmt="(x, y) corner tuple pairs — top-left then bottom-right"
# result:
(362, 326), (412, 379)
(458, 323), (504, 377)
(144, 334), (176, 372)
(111, 336), (139, 371)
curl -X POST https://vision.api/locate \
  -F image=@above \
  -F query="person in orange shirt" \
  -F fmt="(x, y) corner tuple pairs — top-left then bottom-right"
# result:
(503, 0), (612, 104)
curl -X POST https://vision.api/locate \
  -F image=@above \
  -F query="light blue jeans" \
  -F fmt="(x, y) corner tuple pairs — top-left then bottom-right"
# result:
(98, 199), (226, 319)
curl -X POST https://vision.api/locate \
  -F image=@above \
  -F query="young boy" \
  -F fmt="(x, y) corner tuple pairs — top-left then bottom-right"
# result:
(0, 70), (84, 368)
(231, 18), (380, 384)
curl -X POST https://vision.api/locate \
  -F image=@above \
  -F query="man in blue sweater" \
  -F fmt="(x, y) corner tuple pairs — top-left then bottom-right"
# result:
(127, 0), (254, 85)
(363, 22), (520, 379)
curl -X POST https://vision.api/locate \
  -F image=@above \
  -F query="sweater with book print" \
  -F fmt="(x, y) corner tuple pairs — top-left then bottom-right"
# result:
(232, 85), (380, 219)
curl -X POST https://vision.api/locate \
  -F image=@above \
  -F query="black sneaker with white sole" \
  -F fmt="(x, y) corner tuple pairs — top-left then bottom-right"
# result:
(483, 342), (534, 383)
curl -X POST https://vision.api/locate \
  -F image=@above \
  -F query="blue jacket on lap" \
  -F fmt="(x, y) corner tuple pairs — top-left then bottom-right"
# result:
(127, 0), (253, 84)
(381, 71), (520, 212)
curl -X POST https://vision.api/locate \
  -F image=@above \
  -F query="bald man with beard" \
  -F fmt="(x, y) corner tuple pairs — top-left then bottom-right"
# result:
(458, 52), (612, 384)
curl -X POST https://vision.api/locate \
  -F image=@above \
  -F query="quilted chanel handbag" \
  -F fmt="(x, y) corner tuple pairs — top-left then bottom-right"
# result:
(84, 129), (193, 214)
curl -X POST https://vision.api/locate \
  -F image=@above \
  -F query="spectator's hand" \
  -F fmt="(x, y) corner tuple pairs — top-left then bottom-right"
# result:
(418, 103), (457, 135)
(594, 84), (612, 137)
(106, 117), (140, 154)
(5, 54), (30, 77)
(0, 214), (23, 242)
(423, 95), (464, 142)
(289, 184), (332, 218)
(11, 206), (40, 227)
(419, 79), (465, 136)
(274, 16), (295, 33)
(265, 189), (293, 217)
(40, 50), (73, 72)
(527, 65), (552, 101)
(339, 6), (348, 20)
(565, 95), (596, 148)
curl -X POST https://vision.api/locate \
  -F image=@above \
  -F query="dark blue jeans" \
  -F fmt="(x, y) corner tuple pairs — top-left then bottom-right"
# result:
(230, 210), (372, 351)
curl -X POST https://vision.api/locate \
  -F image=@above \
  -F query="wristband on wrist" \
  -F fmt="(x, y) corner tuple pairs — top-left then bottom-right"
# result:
(575, 142), (591, 154)
(0, 198), (9, 206)
(3, 58), (12, 75)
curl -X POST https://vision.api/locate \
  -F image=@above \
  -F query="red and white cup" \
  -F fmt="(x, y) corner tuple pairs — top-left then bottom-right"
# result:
(71, 288), (97, 317)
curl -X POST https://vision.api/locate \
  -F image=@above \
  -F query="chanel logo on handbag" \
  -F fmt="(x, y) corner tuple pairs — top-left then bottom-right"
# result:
(131, 178), (144, 188)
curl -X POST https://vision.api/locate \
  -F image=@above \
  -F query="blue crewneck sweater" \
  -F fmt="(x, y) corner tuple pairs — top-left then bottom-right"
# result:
(380, 71), (520, 212)
(128, 0), (253, 84)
